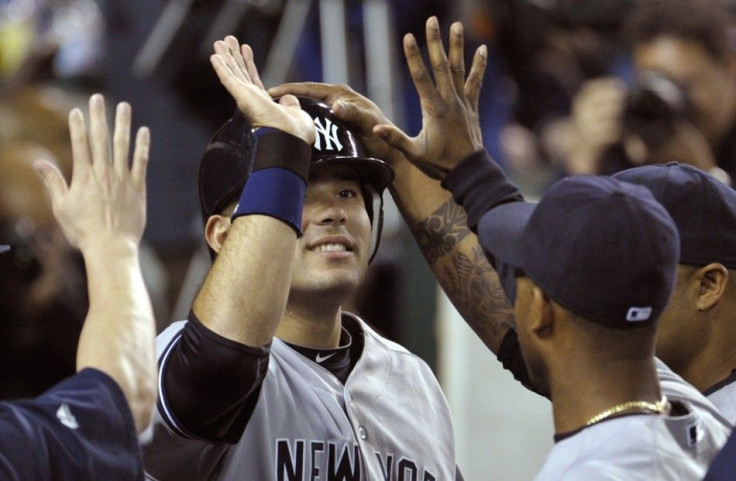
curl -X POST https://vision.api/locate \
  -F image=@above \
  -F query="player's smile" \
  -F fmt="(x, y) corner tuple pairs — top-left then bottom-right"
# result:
(307, 236), (355, 256)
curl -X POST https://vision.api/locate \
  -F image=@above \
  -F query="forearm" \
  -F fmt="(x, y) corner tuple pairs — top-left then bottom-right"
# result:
(193, 216), (296, 346)
(76, 237), (156, 433)
(193, 129), (310, 346)
(391, 158), (515, 354)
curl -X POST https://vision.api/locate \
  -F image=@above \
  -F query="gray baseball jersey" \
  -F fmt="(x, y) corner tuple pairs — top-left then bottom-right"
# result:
(534, 361), (730, 480)
(142, 313), (457, 480)
(655, 359), (733, 428)
(704, 370), (736, 424)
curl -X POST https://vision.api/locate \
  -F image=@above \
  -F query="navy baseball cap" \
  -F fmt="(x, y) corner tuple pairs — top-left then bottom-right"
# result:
(0, 245), (9, 254)
(480, 175), (680, 328)
(614, 162), (736, 270)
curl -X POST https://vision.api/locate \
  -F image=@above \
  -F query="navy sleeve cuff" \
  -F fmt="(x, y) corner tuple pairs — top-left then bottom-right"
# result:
(441, 149), (524, 232)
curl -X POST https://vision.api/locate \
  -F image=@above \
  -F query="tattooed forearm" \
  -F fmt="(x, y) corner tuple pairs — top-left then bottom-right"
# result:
(412, 199), (471, 265)
(412, 199), (515, 354)
(440, 245), (515, 354)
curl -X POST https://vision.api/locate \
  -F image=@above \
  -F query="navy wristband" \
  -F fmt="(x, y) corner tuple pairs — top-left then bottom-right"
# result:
(232, 168), (306, 235)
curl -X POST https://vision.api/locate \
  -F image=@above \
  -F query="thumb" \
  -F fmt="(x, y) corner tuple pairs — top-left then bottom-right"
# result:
(373, 124), (418, 159)
(278, 94), (300, 108)
(34, 160), (68, 207)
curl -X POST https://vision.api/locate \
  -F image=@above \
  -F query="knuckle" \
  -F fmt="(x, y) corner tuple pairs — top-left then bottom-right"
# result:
(451, 66), (465, 76)
(411, 68), (429, 82)
(469, 75), (483, 89)
(433, 59), (451, 72)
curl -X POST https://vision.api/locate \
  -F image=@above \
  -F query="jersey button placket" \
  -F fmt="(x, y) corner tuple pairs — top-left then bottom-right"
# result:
(358, 426), (367, 440)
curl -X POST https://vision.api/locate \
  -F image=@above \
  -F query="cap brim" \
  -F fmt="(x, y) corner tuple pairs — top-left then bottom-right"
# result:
(477, 201), (536, 272)
(0, 245), (10, 255)
(311, 156), (394, 192)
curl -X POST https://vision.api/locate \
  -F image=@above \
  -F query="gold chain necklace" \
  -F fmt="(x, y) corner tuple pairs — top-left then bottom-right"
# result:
(585, 396), (668, 426)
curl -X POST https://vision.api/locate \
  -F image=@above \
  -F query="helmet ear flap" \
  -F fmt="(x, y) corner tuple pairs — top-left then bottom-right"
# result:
(362, 185), (375, 221)
(362, 183), (384, 263)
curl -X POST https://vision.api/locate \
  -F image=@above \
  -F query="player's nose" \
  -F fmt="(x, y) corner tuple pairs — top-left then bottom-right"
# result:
(315, 199), (347, 226)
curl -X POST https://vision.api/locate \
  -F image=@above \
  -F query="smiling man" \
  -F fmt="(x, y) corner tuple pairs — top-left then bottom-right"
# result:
(141, 37), (461, 481)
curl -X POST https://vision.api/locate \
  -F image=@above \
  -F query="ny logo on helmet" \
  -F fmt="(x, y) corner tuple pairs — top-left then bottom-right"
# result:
(313, 117), (343, 152)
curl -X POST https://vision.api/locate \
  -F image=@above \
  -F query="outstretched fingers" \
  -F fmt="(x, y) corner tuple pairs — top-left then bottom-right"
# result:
(425, 16), (454, 98)
(88, 93), (111, 179)
(68, 107), (91, 183)
(448, 22), (466, 94)
(403, 32), (439, 107)
(213, 40), (250, 85)
(240, 44), (264, 90)
(465, 45), (488, 112)
(113, 102), (132, 179)
(224, 36), (248, 73)
(131, 126), (151, 191)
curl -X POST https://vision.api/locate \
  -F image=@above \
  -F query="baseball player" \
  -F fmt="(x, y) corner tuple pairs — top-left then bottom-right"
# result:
(370, 17), (731, 479)
(274, 16), (733, 478)
(611, 163), (736, 422)
(0, 93), (156, 479)
(141, 36), (461, 480)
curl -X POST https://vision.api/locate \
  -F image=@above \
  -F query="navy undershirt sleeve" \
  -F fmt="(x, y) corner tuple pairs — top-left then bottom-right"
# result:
(441, 149), (524, 233)
(160, 312), (270, 444)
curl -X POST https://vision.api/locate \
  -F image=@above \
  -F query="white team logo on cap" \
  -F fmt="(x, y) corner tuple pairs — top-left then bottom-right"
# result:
(626, 306), (652, 322)
(56, 403), (79, 430)
(313, 117), (343, 152)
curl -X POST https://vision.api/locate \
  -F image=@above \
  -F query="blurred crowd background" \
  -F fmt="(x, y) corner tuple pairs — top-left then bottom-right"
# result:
(1, 1), (735, 476)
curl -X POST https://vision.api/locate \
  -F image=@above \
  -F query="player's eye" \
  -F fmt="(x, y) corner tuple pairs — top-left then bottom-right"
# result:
(337, 188), (357, 199)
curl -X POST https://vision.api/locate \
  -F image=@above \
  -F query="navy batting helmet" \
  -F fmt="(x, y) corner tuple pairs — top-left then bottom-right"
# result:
(198, 97), (394, 261)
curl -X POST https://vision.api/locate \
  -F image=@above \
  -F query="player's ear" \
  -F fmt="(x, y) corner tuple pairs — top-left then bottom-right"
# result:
(529, 284), (554, 338)
(695, 263), (729, 311)
(205, 214), (232, 254)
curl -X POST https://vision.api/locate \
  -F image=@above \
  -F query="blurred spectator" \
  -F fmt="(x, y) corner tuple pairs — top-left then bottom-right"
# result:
(458, 0), (635, 197)
(561, 0), (736, 184)
(0, 141), (86, 399)
(0, 1), (170, 398)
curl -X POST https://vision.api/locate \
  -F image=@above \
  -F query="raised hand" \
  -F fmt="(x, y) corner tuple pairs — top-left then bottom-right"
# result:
(34, 93), (150, 255)
(210, 36), (315, 145)
(34, 94), (157, 434)
(373, 17), (487, 180)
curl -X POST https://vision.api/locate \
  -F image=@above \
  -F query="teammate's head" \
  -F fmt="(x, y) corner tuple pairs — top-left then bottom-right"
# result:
(480, 175), (680, 390)
(198, 97), (394, 260)
(614, 162), (736, 378)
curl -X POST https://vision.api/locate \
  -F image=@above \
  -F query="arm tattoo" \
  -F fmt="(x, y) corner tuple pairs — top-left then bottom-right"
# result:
(413, 199), (515, 353)
(411, 200), (471, 265)
(441, 245), (515, 353)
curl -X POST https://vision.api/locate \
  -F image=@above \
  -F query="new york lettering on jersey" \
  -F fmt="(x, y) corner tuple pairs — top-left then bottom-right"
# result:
(275, 439), (439, 481)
